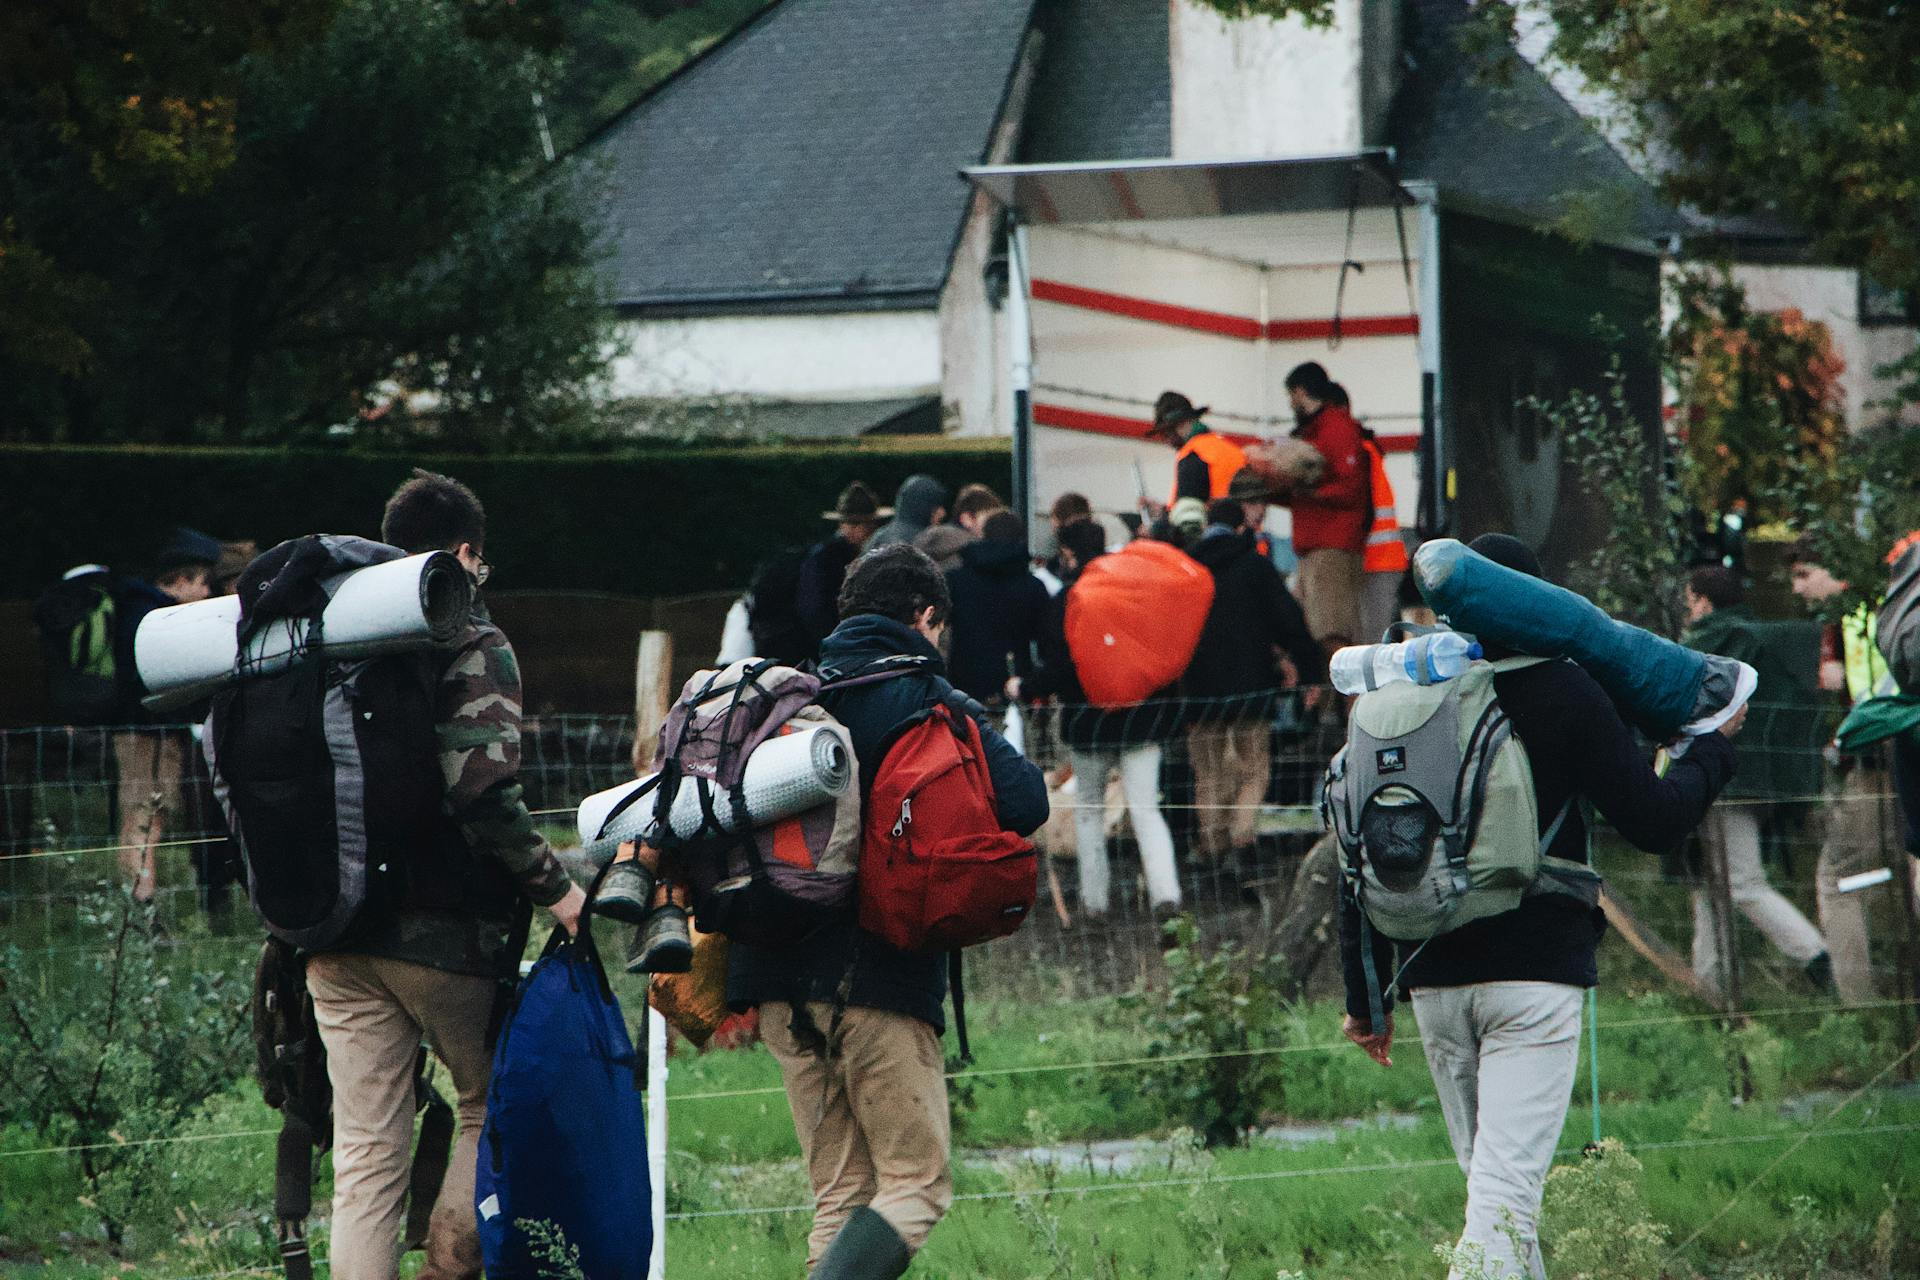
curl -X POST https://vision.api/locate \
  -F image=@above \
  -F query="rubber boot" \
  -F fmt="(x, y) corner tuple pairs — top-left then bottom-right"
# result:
(810, 1206), (911, 1280)
(594, 859), (656, 926)
(629, 902), (692, 974)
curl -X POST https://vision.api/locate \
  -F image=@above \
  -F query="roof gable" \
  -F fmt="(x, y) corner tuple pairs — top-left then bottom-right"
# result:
(582, 0), (1037, 313)
(1389, 0), (1680, 244)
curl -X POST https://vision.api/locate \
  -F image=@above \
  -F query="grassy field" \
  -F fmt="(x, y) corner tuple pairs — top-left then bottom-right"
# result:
(3, 979), (1916, 1279)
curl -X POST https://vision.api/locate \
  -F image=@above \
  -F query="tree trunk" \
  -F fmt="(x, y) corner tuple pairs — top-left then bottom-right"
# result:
(1270, 833), (1343, 998)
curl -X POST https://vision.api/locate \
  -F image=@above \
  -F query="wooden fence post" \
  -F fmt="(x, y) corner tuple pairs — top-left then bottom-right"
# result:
(632, 630), (674, 776)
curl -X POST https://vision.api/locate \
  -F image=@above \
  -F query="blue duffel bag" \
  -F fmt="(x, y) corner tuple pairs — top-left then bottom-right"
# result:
(476, 922), (652, 1279)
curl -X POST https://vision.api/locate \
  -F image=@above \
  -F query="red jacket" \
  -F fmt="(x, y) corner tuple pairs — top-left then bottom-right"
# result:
(1284, 403), (1369, 554)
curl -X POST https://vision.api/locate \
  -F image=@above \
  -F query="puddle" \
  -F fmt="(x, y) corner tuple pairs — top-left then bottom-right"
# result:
(966, 1111), (1422, 1176)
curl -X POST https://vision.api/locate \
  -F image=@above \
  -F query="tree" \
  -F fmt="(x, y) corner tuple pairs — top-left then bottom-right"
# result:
(0, 0), (337, 376)
(1473, 2), (1920, 297)
(0, 0), (619, 450)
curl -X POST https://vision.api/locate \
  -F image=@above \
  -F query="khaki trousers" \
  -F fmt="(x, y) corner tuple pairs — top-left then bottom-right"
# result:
(1297, 548), (1363, 648)
(1412, 982), (1584, 1280)
(1817, 766), (1896, 1004)
(761, 1001), (953, 1268)
(1186, 719), (1270, 860)
(306, 953), (497, 1280)
(112, 729), (187, 901)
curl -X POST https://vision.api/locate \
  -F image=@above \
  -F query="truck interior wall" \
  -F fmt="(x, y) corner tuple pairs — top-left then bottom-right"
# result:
(1027, 208), (1427, 541)
(1437, 210), (1661, 581)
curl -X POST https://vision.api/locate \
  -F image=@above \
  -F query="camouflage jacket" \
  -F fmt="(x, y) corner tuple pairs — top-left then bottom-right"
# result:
(352, 599), (571, 977)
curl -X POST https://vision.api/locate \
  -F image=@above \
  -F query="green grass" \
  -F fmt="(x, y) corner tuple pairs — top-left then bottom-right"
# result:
(3, 983), (1914, 1278)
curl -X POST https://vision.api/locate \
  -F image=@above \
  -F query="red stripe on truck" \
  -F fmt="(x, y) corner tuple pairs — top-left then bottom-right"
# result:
(1032, 402), (1421, 454)
(1030, 278), (1418, 342)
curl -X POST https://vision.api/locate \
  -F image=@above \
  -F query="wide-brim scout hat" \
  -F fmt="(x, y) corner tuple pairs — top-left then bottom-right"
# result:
(1147, 390), (1208, 439)
(823, 481), (894, 523)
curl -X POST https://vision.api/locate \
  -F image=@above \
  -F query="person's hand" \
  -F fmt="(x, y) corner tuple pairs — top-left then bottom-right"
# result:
(1277, 655), (1301, 689)
(547, 882), (587, 936)
(1004, 675), (1023, 701)
(1718, 703), (1750, 740)
(1302, 685), (1324, 712)
(1342, 1012), (1393, 1067)
(1819, 658), (1846, 692)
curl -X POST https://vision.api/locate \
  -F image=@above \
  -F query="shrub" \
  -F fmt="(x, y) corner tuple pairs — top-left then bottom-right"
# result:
(1540, 1139), (1668, 1280)
(0, 891), (252, 1246)
(1111, 917), (1292, 1148)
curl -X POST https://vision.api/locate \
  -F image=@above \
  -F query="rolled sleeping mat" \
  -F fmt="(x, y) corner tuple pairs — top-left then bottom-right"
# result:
(1413, 538), (1756, 740)
(576, 723), (853, 854)
(135, 551), (470, 713)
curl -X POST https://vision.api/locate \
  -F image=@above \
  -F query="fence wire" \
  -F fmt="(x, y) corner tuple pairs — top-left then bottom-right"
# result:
(5, 695), (1918, 1013)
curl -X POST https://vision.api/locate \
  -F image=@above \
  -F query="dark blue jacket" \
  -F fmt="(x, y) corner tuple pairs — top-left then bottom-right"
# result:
(943, 538), (1049, 704)
(726, 614), (1047, 1030)
(113, 578), (177, 722)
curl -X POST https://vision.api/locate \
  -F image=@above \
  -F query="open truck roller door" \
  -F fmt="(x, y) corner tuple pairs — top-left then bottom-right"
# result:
(964, 151), (1662, 580)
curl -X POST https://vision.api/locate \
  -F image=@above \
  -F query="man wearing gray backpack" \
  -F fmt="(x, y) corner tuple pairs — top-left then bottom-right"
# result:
(1332, 534), (1742, 1280)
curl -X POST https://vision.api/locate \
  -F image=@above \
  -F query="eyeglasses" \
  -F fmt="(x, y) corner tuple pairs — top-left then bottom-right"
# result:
(471, 551), (492, 586)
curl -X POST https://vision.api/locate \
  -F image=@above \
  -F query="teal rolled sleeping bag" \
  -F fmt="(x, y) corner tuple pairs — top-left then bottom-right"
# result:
(1414, 539), (1746, 740)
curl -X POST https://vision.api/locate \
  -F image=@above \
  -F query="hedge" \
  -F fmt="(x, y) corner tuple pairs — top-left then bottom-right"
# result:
(0, 440), (1013, 600)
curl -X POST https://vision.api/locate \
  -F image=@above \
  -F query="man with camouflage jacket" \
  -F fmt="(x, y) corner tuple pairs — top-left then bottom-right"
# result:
(304, 470), (585, 1280)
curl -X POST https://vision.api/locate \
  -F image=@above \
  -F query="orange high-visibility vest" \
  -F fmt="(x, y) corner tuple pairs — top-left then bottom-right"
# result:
(1167, 430), (1249, 506)
(1361, 440), (1408, 573)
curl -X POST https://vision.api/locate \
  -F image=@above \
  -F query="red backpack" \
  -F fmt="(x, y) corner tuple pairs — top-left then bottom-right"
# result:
(857, 692), (1037, 953)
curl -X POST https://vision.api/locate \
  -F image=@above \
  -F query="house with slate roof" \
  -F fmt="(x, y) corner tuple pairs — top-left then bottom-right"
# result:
(580, 0), (1910, 447)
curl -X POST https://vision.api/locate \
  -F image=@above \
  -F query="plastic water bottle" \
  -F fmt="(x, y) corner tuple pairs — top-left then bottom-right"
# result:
(1329, 632), (1483, 695)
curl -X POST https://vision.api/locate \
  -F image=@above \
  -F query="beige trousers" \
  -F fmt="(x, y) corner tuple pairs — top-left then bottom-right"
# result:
(305, 953), (497, 1280)
(1186, 719), (1271, 860)
(1691, 803), (1827, 995)
(761, 1000), (953, 1268)
(1359, 570), (1404, 645)
(113, 729), (187, 901)
(1297, 548), (1363, 648)
(1412, 982), (1584, 1280)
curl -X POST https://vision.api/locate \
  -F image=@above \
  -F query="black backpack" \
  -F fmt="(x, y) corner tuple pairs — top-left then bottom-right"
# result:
(745, 546), (812, 664)
(206, 536), (498, 949)
(33, 569), (123, 725)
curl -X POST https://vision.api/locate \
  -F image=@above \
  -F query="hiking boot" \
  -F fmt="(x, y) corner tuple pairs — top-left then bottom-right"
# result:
(810, 1206), (910, 1280)
(629, 902), (693, 973)
(593, 859), (656, 926)
(1805, 950), (1835, 995)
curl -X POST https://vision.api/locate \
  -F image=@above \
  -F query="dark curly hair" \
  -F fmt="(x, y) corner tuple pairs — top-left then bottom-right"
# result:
(381, 468), (485, 554)
(837, 544), (951, 627)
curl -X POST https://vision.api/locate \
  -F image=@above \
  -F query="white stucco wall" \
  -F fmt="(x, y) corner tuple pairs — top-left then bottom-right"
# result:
(1169, 0), (1371, 159)
(1726, 263), (1920, 430)
(607, 310), (942, 402)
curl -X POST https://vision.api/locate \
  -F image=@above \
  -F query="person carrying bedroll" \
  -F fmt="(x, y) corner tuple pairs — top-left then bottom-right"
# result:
(213, 471), (586, 1280)
(1329, 534), (1741, 1280)
(730, 545), (1047, 1278)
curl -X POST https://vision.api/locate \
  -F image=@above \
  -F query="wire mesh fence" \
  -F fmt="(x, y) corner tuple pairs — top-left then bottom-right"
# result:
(4, 691), (1916, 1023)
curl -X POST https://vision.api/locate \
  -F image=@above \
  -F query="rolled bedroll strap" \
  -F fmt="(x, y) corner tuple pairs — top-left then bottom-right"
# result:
(1414, 539), (1749, 740)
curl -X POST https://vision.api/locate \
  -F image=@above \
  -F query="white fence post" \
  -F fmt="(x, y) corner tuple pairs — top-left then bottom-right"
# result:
(648, 1005), (668, 1277)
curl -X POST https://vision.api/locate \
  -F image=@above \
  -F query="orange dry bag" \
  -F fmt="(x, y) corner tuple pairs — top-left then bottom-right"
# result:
(1065, 540), (1214, 707)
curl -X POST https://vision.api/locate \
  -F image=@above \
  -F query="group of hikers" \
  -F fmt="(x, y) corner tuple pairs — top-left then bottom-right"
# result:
(21, 361), (1920, 1279)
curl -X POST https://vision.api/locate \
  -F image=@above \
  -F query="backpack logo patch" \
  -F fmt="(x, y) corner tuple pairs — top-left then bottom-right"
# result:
(1376, 747), (1406, 774)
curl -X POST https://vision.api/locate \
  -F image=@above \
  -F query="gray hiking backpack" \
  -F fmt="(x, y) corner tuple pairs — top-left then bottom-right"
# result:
(1323, 656), (1602, 1026)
